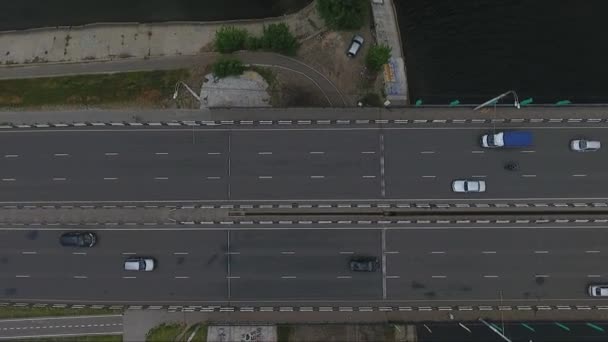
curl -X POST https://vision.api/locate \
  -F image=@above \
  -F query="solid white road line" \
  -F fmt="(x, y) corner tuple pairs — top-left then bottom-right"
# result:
(588, 275), (602, 278)
(103, 177), (118, 181)
(336, 276), (352, 279)
(21, 251), (37, 255)
(155, 152), (169, 155)
(521, 150), (536, 153)
(361, 151), (376, 154)
(173, 252), (189, 255)
(73, 276), (88, 279)
(281, 276), (296, 279)
(258, 152), (273, 155)
(154, 177), (169, 180)
(471, 151), (485, 154)
(207, 152), (221, 155)
(430, 251), (446, 254)
(482, 251), (497, 254)
(53, 153), (70, 157)
(310, 176), (325, 179)
(586, 250), (601, 253)
(15, 275), (30, 278)
(572, 174), (587, 177)
(2, 178), (15, 182)
(258, 176), (273, 179)
(420, 151), (435, 154)
(483, 275), (499, 278)
(174, 276), (190, 279)
(104, 152), (119, 156)
(206, 176), (221, 180)
(362, 175), (377, 179)
(280, 251), (295, 255)
(52, 178), (67, 181)
(422, 175), (436, 178)
(535, 274), (550, 278)
(534, 250), (549, 254)
(309, 151), (325, 155)
(432, 275), (447, 279)
(339, 251), (354, 254)
(4, 155), (18, 158)
(522, 174), (537, 178)
(122, 276), (136, 279)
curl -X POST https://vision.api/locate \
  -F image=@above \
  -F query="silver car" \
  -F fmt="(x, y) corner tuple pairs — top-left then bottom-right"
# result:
(589, 285), (608, 297)
(571, 139), (601, 152)
(124, 257), (155, 271)
(346, 35), (364, 57)
(452, 180), (486, 193)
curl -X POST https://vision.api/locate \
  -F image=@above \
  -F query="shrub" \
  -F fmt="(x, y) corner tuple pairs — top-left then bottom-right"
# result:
(366, 44), (392, 72)
(215, 26), (248, 53)
(317, 0), (367, 30)
(212, 57), (245, 78)
(259, 23), (299, 55)
(244, 35), (261, 50)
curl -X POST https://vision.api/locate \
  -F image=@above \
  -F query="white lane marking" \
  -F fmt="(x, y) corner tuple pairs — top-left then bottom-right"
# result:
(535, 274), (550, 278)
(206, 176), (221, 180)
(281, 276), (297, 279)
(586, 250), (601, 253)
(432, 275), (447, 279)
(422, 175), (436, 178)
(483, 275), (499, 278)
(362, 175), (377, 179)
(174, 276), (190, 279)
(588, 275), (602, 278)
(2, 178), (16, 182)
(257, 152), (273, 155)
(420, 151), (435, 154)
(4, 155), (18, 158)
(173, 252), (189, 255)
(154, 177), (169, 180)
(225, 251), (241, 255)
(430, 251), (446, 254)
(21, 251), (37, 255)
(15, 275), (30, 278)
(336, 276), (352, 279)
(122, 276), (136, 279)
(121, 252), (136, 255)
(471, 175), (487, 178)
(339, 251), (354, 254)
(103, 177), (118, 181)
(104, 152), (119, 156)
(522, 174), (537, 178)
(207, 152), (221, 155)
(361, 151), (376, 154)
(521, 150), (536, 153)
(155, 152), (169, 155)
(52, 178), (67, 181)
(534, 250), (549, 254)
(73, 275), (88, 279)
(72, 252), (87, 255)
(310, 175), (325, 179)
(384, 251), (400, 254)
(572, 174), (587, 177)
(471, 150), (485, 154)
(482, 251), (497, 254)
(459, 323), (472, 333)
(386, 275), (400, 279)
(258, 176), (273, 179)
(309, 151), (325, 155)
(53, 153), (70, 157)
(226, 276), (241, 279)
(280, 251), (295, 255)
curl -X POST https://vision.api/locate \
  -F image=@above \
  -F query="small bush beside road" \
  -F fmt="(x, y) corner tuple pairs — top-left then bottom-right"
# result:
(215, 24), (299, 55)
(214, 26), (248, 53)
(212, 57), (245, 78)
(366, 44), (392, 72)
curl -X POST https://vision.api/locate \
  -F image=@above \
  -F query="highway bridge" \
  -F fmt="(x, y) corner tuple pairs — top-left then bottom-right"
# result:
(0, 117), (607, 309)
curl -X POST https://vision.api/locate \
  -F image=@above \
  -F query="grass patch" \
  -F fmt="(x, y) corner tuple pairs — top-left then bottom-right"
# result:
(0, 306), (120, 319)
(277, 325), (294, 342)
(0, 69), (189, 108)
(22, 334), (122, 342)
(146, 322), (186, 342)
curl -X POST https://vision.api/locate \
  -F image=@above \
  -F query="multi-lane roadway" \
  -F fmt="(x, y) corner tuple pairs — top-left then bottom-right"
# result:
(0, 123), (606, 203)
(2, 223), (608, 306)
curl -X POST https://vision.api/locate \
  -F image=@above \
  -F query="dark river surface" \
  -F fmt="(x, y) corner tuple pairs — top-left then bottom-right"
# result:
(394, 0), (608, 104)
(0, 0), (311, 30)
(2, 0), (607, 104)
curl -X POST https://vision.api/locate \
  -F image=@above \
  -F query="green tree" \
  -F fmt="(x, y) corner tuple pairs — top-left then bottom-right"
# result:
(317, 0), (367, 30)
(366, 44), (391, 72)
(214, 26), (248, 53)
(212, 57), (245, 78)
(259, 23), (299, 55)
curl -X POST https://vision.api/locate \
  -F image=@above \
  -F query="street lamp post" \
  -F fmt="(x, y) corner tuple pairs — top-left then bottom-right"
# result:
(173, 81), (200, 102)
(473, 90), (520, 111)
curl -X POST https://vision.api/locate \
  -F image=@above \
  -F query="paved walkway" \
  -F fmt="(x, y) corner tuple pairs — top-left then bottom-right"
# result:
(0, 314), (122, 340)
(371, 0), (408, 105)
(0, 52), (345, 107)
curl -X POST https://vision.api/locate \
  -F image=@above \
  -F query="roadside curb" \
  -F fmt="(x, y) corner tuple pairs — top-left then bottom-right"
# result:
(0, 117), (606, 129)
(2, 302), (606, 313)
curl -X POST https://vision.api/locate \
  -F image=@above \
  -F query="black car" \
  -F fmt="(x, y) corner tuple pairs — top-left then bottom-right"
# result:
(59, 232), (97, 247)
(349, 256), (379, 272)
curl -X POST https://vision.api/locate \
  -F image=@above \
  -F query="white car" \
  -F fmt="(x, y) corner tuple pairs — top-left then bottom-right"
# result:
(589, 285), (608, 297)
(452, 180), (486, 193)
(571, 139), (601, 152)
(124, 257), (155, 271)
(346, 35), (364, 57)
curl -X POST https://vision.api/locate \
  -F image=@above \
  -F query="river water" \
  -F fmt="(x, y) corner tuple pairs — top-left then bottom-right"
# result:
(0, 0), (311, 30)
(394, 0), (608, 104)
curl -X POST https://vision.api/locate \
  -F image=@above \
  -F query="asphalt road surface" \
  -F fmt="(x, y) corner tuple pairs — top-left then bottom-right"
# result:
(2, 225), (608, 306)
(0, 314), (122, 340)
(0, 123), (608, 203)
